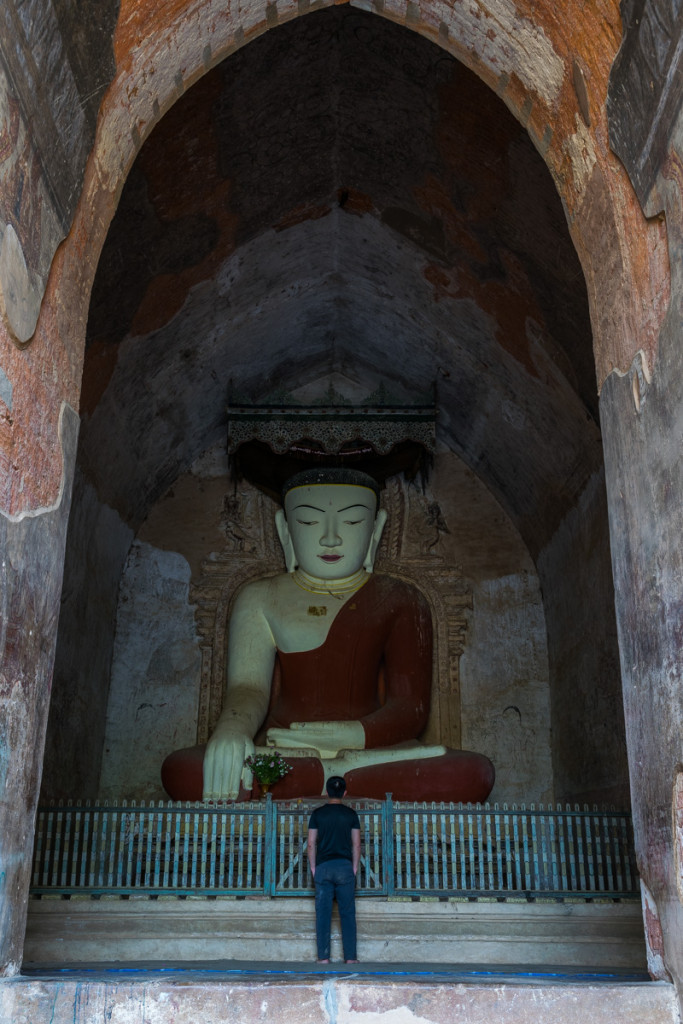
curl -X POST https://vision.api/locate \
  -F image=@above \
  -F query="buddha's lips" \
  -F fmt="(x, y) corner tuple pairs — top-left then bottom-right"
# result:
(319, 554), (343, 562)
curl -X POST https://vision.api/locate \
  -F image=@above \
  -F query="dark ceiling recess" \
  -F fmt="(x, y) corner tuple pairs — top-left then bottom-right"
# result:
(87, 6), (594, 415)
(81, 6), (600, 552)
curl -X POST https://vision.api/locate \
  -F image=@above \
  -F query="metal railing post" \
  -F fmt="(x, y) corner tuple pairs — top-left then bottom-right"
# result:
(382, 793), (394, 896)
(264, 794), (275, 896)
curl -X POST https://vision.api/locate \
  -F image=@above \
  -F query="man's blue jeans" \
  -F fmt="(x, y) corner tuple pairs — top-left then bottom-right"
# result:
(314, 858), (357, 960)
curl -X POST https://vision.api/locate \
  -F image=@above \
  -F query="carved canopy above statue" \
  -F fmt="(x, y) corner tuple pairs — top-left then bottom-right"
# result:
(227, 382), (436, 500)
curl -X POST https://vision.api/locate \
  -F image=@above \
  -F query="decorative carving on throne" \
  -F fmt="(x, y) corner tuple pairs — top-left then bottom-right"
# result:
(190, 475), (472, 755)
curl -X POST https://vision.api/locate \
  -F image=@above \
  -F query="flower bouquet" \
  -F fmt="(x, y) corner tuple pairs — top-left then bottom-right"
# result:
(244, 751), (293, 795)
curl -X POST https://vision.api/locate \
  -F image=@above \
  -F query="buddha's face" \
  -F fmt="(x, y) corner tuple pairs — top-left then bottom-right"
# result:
(280, 483), (384, 579)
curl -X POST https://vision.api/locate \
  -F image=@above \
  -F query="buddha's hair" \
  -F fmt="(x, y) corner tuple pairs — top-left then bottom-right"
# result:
(281, 467), (380, 506)
(326, 775), (347, 799)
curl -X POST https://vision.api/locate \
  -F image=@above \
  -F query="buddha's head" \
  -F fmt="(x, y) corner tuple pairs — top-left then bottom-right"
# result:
(275, 468), (387, 578)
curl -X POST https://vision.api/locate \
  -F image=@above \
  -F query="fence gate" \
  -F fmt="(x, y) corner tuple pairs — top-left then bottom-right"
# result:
(271, 801), (388, 895)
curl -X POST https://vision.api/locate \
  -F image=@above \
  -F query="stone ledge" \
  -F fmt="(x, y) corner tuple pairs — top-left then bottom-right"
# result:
(1, 974), (678, 1024)
(24, 896), (647, 969)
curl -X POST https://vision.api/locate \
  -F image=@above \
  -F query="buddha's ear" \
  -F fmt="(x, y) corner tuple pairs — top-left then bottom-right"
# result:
(275, 509), (297, 572)
(364, 508), (387, 572)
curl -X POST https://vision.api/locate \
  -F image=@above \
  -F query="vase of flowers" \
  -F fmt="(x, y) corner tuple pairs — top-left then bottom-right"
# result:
(244, 751), (292, 797)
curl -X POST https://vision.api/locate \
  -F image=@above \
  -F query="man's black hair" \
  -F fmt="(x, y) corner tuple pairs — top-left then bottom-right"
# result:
(282, 467), (380, 507)
(326, 775), (347, 799)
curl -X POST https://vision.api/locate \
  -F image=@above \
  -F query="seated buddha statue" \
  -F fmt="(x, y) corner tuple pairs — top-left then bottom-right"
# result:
(162, 468), (494, 802)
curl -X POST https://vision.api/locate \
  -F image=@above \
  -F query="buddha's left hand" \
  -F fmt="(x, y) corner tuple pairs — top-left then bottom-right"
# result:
(266, 720), (365, 758)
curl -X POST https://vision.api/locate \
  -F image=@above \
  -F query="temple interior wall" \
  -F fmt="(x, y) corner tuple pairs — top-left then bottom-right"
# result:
(537, 467), (629, 807)
(42, 469), (134, 801)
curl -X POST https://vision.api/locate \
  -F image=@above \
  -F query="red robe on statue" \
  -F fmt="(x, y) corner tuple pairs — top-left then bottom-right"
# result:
(162, 575), (494, 802)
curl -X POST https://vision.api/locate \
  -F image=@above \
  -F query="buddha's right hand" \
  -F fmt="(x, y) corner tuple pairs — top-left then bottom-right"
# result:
(202, 728), (255, 801)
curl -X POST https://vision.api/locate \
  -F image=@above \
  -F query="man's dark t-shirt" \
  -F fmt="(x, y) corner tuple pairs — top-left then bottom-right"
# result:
(308, 804), (360, 865)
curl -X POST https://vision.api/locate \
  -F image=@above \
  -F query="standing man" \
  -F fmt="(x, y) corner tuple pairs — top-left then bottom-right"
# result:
(307, 776), (361, 963)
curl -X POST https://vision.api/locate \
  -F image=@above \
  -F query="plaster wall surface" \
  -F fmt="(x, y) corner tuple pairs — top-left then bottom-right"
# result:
(42, 473), (134, 801)
(0, 974), (678, 1024)
(98, 542), (200, 802)
(460, 574), (552, 805)
(537, 468), (628, 807)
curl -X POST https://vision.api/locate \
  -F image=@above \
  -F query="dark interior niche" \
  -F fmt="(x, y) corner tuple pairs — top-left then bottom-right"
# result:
(43, 6), (628, 813)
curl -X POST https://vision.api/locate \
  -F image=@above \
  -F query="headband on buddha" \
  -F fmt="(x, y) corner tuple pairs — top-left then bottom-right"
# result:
(281, 467), (381, 507)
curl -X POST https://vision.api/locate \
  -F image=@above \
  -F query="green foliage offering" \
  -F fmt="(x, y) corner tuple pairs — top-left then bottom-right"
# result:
(244, 751), (293, 784)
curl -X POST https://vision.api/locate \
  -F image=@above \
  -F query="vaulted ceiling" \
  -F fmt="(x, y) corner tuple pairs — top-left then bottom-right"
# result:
(79, 6), (601, 557)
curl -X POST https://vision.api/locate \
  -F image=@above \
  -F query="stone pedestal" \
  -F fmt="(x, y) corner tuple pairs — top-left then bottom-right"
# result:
(25, 896), (647, 970)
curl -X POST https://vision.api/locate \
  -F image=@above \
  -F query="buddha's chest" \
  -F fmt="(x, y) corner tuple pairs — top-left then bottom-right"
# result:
(267, 584), (365, 653)
(268, 590), (339, 653)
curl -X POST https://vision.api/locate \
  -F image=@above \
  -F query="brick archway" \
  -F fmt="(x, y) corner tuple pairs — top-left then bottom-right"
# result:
(0, 0), (675, 987)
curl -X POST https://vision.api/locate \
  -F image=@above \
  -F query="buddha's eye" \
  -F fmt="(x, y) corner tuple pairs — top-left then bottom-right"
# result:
(296, 518), (319, 526)
(344, 519), (365, 525)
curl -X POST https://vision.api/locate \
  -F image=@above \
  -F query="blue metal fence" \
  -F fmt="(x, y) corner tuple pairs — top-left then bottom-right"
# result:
(30, 797), (639, 899)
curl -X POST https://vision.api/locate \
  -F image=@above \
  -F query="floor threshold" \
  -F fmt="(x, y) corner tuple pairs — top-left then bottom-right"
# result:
(21, 960), (653, 985)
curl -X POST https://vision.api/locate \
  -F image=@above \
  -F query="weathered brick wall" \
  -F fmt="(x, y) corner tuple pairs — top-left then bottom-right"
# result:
(601, 1), (683, 993)
(600, 126), (683, 996)
(0, 0), (116, 974)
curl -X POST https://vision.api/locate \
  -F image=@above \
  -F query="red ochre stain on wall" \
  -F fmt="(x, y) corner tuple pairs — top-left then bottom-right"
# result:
(432, 76), (520, 216)
(274, 203), (331, 232)
(337, 187), (375, 217)
(114, 0), (195, 66)
(644, 901), (666, 959)
(414, 175), (488, 265)
(417, 74), (546, 378)
(423, 260), (542, 379)
(81, 70), (242, 414)
(129, 73), (239, 338)
(80, 339), (121, 418)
